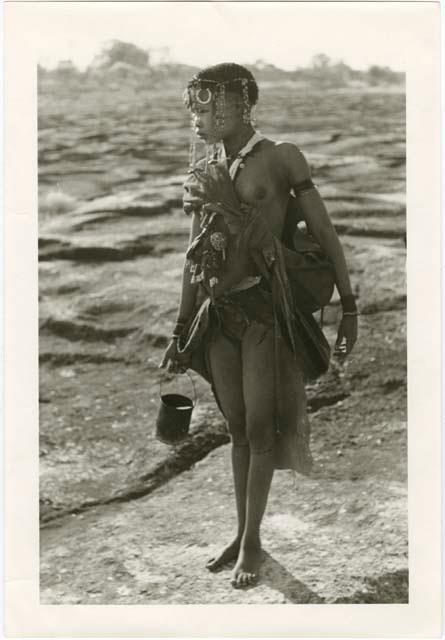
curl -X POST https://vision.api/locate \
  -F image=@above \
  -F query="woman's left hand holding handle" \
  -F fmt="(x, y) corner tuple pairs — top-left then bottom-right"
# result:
(159, 339), (187, 374)
(334, 314), (358, 358)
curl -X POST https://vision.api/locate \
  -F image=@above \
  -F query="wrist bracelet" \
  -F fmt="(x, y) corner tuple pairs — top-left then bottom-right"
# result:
(340, 294), (358, 314)
(172, 319), (187, 336)
(343, 311), (360, 317)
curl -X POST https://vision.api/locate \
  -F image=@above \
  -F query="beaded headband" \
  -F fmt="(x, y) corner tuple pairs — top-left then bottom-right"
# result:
(183, 76), (255, 106)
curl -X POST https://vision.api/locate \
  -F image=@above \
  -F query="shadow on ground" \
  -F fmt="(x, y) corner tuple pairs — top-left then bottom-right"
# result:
(262, 552), (326, 603)
(334, 569), (408, 603)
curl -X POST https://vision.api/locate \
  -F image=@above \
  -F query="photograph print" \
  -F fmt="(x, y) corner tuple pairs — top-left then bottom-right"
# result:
(38, 1), (408, 605)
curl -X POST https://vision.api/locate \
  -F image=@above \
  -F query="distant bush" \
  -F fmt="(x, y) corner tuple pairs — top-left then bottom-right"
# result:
(38, 46), (405, 91)
(90, 40), (150, 71)
(367, 65), (404, 86)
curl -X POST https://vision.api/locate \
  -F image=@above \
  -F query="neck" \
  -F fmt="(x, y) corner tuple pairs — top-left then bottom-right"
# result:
(223, 124), (256, 158)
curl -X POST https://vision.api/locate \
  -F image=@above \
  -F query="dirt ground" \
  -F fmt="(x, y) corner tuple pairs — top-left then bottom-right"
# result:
(38, 81), (407, 603)
(39, 303), (408, 604)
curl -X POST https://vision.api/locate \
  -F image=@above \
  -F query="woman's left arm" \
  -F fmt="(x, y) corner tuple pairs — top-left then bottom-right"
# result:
(278, 143), (358, 355)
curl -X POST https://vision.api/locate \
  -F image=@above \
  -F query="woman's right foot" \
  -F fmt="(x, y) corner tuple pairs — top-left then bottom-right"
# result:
(206, 538), (241, 572)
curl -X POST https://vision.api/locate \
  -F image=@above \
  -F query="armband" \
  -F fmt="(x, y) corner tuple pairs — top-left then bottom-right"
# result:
(293, 178), (317, 198)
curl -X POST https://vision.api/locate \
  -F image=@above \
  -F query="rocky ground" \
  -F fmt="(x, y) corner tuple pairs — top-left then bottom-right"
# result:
(39, 82), (407, 603)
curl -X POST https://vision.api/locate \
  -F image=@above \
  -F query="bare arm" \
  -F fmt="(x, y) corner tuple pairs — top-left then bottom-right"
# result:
(175, 212), (201, 324)
(278, 142), (358, 356)
(159, 211), (201, 371)
(278, 143), (354, 300)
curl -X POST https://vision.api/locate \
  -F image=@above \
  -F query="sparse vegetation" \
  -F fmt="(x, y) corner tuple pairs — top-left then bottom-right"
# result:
(38, 41), (405, 91)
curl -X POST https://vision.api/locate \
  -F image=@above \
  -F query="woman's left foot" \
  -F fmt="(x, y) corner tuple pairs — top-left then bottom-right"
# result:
(230, 541), (263, 588)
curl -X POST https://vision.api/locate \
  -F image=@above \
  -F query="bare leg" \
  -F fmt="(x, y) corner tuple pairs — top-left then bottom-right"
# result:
(206, 443), (250, 571)
(232, 444), (250, 539)
(205, 330), (250, 572)
(231, 322), (277, 588)
(231, 450), (274, 587)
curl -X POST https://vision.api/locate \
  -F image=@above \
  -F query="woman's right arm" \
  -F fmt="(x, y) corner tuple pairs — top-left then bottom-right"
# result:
(175, 212), (202, 324)
(159, 212), (201, 371)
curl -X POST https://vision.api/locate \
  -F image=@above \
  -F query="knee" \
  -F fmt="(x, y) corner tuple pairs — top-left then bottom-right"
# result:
(246, 414), (274, 453)
(226, 418), (248, 447)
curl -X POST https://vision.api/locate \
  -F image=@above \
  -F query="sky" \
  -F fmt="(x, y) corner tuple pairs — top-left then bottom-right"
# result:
(28, 2), (417, 72)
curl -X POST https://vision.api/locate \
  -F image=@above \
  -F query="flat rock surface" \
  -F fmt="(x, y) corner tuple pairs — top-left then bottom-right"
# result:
(39, 80), (407, 603)
(41, 442), (407, 605)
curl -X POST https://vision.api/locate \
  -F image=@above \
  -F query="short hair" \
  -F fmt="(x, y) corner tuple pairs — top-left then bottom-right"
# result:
(187, 63), (259, 106)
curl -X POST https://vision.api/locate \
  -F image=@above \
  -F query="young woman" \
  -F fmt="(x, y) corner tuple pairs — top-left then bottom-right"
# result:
(160, 63), (358, 588)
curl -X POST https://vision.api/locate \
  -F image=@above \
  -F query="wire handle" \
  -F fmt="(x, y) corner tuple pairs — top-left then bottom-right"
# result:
(158, 370), (197, 407)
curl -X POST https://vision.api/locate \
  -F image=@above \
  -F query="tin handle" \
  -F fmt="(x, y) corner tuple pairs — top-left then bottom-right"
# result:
(159, 371), (197, 407)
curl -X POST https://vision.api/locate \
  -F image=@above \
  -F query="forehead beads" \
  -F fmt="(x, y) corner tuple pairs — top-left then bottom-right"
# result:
(184, 76), (255, 115)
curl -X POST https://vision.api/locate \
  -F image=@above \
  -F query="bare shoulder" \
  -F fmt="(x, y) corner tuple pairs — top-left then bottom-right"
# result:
(256, 137), (301, 164)
(252, 137), (311, 186)
(273, 141), (310, 181)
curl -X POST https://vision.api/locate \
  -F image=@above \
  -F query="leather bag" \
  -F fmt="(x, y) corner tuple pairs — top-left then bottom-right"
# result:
(281, 195), (335, 314)
(292, 305), (332, 380)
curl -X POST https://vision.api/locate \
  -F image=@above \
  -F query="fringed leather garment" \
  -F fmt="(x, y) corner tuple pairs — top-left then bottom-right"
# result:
(176, 133), (317, 475)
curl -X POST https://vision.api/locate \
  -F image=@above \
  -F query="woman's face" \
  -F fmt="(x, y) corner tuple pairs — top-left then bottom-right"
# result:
(191, 104), (216, 143)
(191, 92), (243, 143)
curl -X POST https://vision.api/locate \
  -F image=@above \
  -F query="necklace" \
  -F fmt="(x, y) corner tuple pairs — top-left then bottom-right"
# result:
(225, 129), (256, 160)
(226, 131), (264, 180)
(205, 131), (264, 176)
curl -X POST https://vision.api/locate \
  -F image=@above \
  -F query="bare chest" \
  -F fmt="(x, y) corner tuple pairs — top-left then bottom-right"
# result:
(230, 153), (289, 235)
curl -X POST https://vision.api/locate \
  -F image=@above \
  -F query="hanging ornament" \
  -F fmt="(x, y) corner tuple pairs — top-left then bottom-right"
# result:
(210, 230), (228, 261)
(188, 112), (197, 170)
(241, 78), (251, 124)
(214, 83), (226, 135)
(196, 86), (212, 104)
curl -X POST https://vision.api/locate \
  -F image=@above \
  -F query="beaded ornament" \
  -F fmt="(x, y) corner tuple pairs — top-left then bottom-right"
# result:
(183, 75), (256, 170)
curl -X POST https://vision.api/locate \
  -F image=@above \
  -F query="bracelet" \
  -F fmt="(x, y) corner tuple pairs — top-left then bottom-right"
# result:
(172, 319), (187, 336)
(340, 294), (358, 313)
(343, 311), (360, 317)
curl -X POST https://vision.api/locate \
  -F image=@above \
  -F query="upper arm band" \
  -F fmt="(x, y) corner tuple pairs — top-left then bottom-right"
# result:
(293, 178), (317, 198)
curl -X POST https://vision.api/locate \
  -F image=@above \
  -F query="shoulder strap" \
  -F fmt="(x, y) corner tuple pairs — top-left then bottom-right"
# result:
(227, 131), (265, 181)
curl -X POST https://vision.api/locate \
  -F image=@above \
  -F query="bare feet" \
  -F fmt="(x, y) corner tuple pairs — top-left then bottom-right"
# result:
(230, 540), (263, 588)
(206, 538), (241, 572)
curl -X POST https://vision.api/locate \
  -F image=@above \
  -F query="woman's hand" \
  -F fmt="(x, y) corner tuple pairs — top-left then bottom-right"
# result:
(183, 179), (207, 215)
(159, 339), (187, 374)
(200, 201), (243, 233)
(334, 314), (358, 358)
(193, 163), (241, 211)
